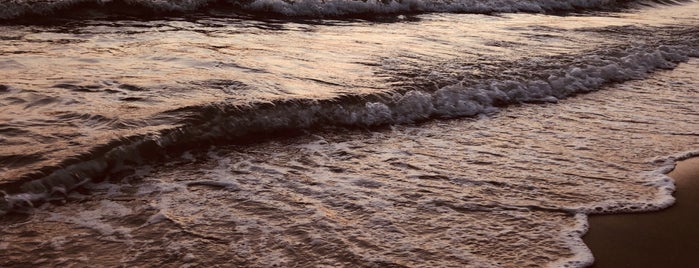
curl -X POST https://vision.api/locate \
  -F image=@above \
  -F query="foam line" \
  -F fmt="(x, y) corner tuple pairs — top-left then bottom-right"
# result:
(1, 43), (698, 215)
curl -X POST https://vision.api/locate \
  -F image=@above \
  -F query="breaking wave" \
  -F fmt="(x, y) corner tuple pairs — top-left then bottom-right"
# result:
(1, 41), (698, 215)
(0, 0), (693, 21)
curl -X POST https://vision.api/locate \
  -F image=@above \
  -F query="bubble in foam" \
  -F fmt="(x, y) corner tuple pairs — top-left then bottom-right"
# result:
(46, 200), (134, 237)
(182, 253), (196, 262)
(2, 41), (696, 220)
(543, 213), (594, 268)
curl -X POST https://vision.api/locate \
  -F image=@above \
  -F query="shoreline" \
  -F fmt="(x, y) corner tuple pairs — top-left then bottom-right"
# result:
(583, 157), (699, 267)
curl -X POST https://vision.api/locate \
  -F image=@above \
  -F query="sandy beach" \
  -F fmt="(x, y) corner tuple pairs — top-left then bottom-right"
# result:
(584, 157), (699, 267)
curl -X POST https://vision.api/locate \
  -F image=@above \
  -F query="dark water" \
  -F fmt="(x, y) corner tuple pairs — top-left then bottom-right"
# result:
(1, 0), (698, 267)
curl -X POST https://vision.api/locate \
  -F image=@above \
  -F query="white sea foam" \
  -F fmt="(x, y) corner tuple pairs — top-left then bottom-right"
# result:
(46, 200), (134, 237)
(331, 45), (697, 125)
(1, 44), (696, 217)
(3, 65), (696, 265)
(571, 150), (699, 215)
(549, 214), (594, 268)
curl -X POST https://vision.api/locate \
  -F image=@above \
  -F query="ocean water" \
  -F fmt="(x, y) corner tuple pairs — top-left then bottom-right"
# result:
(1, 0), (698, 267)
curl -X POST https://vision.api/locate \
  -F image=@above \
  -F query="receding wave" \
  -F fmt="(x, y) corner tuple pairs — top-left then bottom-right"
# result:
(1, 40), (698, 215)
(0, 0), (693, 21)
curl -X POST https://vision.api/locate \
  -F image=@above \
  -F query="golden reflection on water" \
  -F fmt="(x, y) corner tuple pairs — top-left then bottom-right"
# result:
(1, 1), (699, 182)
(0, 2), (698, 266)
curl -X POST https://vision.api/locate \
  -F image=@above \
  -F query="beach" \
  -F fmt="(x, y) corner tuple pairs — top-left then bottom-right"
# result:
(585, 157), (699, 267)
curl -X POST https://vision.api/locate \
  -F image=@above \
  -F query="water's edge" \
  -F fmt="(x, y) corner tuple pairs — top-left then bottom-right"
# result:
(565, 151), (699, 267)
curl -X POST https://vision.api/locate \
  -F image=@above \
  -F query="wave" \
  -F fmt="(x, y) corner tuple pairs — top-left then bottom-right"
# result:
(1, 40), (698, 215)
(0, 0), (692, 21)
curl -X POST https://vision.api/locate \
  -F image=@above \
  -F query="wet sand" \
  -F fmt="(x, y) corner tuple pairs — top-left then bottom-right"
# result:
(584, 157), (699, 268)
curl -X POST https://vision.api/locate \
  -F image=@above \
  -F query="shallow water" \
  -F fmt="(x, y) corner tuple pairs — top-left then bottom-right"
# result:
(1, 0), (699, 267)
(2, 58), (698, 267)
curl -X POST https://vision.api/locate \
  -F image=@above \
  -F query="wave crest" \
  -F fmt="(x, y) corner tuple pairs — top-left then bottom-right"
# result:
(0, 0), (681, 21)
(1, 42), (697, 215)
